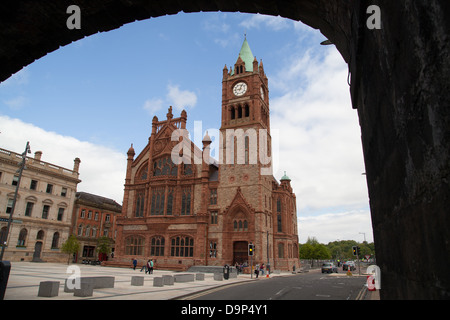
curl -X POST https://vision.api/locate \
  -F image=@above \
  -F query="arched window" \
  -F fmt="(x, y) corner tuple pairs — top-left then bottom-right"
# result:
(181, 187), (191, 216)
(170, 236), (194, 257)
(153, 156), (177, 177)
(244, 104), (249, 117)
(77, 224), (83, 236)
(17, 228), (27, 246)
(135, 191), (145, 217)
(36, 230), (44, 240)
(238, 105), (242, 118)
(230, 107), (235, 120)
(51, 232), (60, 249)
(150, 236), (165, 256)
(125, 236), (144, 256)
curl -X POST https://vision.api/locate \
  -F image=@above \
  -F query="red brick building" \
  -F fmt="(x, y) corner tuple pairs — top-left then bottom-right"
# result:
(112, 38), (299, 271)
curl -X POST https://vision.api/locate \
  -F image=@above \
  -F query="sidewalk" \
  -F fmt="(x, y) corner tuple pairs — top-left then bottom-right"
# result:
(3, 261), (290, 300)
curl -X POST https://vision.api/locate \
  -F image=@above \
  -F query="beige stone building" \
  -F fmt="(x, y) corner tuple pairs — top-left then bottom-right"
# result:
(0, 146), (81, 262)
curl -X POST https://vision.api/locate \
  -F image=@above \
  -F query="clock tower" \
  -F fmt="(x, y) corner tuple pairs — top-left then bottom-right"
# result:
(220, 36), (271, 165)
(218, 37), (274, 267)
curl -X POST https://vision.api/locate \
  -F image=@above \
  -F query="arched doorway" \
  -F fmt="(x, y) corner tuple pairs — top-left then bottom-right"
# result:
(233, 241), (248, 266)
(32, 241), (43, 262)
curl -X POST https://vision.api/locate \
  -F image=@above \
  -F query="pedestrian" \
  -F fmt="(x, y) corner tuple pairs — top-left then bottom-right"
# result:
(260, 263), (265, 276)
(255, 263), (259, 278)
(145, 259), (151, 274)
(132, 258), (137, 270)
(149, 259), (154, 274)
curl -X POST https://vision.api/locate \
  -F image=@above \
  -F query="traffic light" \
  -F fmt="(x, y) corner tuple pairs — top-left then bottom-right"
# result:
(248, 243), (254, 256)
(352, 246), (360, 256)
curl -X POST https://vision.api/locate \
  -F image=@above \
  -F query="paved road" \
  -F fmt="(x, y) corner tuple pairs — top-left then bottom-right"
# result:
(186, 269), (368, 300)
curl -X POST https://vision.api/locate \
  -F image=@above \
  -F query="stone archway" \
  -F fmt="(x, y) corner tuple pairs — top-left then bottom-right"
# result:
(0, 1), (448, 299)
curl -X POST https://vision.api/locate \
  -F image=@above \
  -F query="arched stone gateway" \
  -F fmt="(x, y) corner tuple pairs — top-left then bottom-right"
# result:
(0, 1), (448, 299)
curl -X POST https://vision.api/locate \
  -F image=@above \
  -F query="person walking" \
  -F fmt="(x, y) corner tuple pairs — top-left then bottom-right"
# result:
(255, 263), (260, 278)
(132, 258), (137, 270)
(149, 259), (154, 274)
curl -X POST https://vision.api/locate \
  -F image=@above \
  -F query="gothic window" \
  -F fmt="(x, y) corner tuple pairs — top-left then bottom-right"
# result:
(238, 105), (242, 118)
(181, 186), (191, 216)
(209, 189), (217, 205)
(135, 191), (145, 217)
(17, 228), (27, 246)
(245, 104), (249, 117)
(153, 156), (177, 177)
(209, 241), (217, 258)
(183, 164), (193, 175)
(150, 236), (165, 256)
(77, 224), (83, 236)
(245, 136), (249, 164)
(170, 236), (194, 257)
(151, 187), (165, 216)
(230, 107), (235, 120)
(277, 198), (282, 213)
(125, 236), (144, 256)
(277, 214), (282, 233)
(166, 187), (174, 215)
(233, 219), (248, 231)
(210, 211), (218, 224)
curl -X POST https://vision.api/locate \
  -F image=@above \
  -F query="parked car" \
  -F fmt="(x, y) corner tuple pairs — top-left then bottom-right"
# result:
(321, 262), (338, 273)
(343, 261), (356, 271)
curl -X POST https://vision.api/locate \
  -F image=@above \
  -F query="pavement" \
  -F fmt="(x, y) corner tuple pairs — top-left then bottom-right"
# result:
(2, 261), (380, 300)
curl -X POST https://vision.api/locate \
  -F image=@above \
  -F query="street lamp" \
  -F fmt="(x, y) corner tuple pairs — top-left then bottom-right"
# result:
(0, 141), (31, 261)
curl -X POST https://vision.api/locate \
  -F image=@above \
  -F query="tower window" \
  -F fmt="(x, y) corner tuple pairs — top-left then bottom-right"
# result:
(245, 104), (249, 117)
(231, 107), (235, 120)
(238, 106), (242, 118)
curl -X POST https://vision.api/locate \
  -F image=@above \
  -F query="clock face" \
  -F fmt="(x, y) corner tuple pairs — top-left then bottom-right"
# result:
(260, 87), (264, 100)
(233, 82), (247, 96)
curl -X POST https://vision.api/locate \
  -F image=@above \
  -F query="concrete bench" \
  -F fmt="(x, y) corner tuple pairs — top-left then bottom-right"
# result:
(174, 274), (195, 282)
(153, 277), (164, 287)
(64, 276), (114, 293)
(38, 281), (60, 297)
(73, 279), (94, 297)
(213, 273), (223, 281)
(131, 276), (144, 286)
(162, 275), (174, 285)
(195, 273), (205, 281)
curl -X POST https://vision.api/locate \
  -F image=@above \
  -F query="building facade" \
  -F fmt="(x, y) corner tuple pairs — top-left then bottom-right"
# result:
(71, 191), (122, 262)
(111, 39), (299, 271)
(0, 147), (81, 263)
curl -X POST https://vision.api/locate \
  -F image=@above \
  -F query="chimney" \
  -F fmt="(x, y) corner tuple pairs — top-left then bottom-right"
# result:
(34, 151), (42, 161)
(73, 157), (81, 172)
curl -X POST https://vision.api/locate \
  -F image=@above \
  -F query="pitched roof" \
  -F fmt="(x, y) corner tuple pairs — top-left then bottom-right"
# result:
(232, 37), (255, 75)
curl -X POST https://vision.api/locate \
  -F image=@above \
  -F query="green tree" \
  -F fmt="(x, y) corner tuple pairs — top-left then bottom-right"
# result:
(96, 236), (112, 259)
(299, 237), (331, 262)
(61, 234), (80, 264)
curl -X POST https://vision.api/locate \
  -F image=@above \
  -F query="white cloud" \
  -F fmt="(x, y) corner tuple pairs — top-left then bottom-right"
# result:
(0, 115), (125, 204)
(239, 13), (290, 31)
(299, 209), (373, 244)
(4, 96), (28, 110)
(143, 98), (164, 115)
(166, 84), (197, 111)
(268, 46), (371, 242)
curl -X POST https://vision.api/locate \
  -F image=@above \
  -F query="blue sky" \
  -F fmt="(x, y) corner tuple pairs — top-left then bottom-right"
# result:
(0, 12), (372, 243)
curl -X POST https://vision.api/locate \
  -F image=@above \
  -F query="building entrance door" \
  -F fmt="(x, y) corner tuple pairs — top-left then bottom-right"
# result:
(32, 241), (42, 262)
(233, 241), (248, 265)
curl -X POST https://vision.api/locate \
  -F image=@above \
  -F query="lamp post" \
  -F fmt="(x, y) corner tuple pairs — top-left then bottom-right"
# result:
(0, 141), (31, 261)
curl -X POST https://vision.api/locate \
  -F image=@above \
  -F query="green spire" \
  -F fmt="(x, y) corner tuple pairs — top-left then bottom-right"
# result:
(281, 171), (291, 181)
(232, 36), (255, 75)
